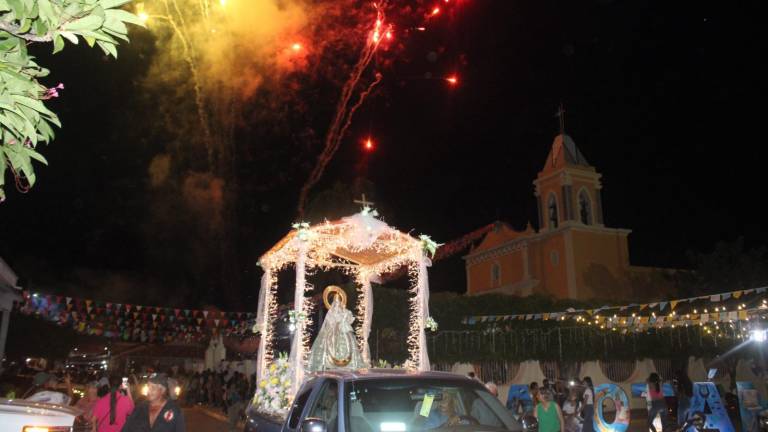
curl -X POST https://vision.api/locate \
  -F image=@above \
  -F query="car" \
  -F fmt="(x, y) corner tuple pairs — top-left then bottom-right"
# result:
(244, 369), (530, 432)
(0, 398), (80, 432)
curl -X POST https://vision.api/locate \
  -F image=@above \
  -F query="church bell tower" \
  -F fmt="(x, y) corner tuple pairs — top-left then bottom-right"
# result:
(533, 108), (604, 232)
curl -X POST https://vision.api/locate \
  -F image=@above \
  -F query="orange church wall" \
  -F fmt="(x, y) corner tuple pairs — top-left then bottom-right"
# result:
(571, 230), (630, 299)
(530, 235), (569, 298)
(466, 248), (526, 294)
(500, 249), (526, 288)
(467, 260), (494, 294)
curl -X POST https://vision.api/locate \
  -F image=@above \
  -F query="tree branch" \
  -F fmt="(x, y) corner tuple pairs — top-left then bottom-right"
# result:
(0, 20), (54, 42)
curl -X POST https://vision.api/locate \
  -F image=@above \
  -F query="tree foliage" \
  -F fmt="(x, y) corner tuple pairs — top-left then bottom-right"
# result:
(675, 237), (768, 297)
(0, 0), (142, 201)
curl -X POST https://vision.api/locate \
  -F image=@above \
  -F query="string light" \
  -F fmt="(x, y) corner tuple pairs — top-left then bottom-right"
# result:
(258, 210), (430, 374)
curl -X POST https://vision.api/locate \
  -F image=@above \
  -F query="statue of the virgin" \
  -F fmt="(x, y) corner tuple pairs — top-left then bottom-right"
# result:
(307, 286), (367, 372)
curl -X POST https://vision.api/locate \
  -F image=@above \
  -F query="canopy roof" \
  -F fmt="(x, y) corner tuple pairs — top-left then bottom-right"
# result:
(259, 213), (424, 273)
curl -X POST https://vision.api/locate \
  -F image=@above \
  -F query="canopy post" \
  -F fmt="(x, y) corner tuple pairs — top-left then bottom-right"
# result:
(407, 252), (432, 371)
(289, 241), (309, 396)
(256, 266), (275, 382)
(355, 268), (373, 366)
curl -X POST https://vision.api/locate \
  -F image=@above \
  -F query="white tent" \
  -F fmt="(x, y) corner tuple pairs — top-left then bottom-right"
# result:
(0, 257), (22, 370)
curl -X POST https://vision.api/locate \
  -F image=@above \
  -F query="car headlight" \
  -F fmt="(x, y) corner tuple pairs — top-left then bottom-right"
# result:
(23, 427), (72, 432)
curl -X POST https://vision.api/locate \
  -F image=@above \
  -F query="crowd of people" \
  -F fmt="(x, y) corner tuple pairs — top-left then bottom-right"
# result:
(10, 370), (185, 432)
(181, 369), (253, 430)
(477, 370), (695, 432)
(0, 358), (261, 432)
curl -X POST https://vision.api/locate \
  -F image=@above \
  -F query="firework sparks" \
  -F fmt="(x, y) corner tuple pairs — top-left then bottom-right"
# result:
(296, 3), (390, 216)
(364, 137), (375, 151)
(296, 0), (464, 216)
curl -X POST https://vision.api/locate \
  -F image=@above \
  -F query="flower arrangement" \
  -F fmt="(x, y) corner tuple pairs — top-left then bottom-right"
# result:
(419, 235), (443, 258)
(361, 206), (380, 218)
(292, 222), (310, 241)
(252, 352), (293, 417)
(425, 316), (438, 332)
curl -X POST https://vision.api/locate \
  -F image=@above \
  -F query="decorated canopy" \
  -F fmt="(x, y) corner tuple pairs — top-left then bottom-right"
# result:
(254, 207), (437, 396)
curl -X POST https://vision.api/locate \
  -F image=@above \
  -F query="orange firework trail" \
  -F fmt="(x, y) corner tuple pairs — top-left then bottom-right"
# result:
(297, 2), (391, 217)
(296, 0), (463, 216)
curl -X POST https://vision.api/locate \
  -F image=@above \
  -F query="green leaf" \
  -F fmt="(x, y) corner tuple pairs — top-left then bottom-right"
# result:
(79, 29), (117, 43)
(52, 34), (64, 54)
(105, 8), (146, 27)
(84, 35), (96, 47)
(5, 0), (22, 16)
(33, 19), (47, 39)
(103, 28), (129, 42)
(18, 18), (32, 33)
(36, 117), (56, 141)
(103, 17), (128, 35)
(13, 95), (54, 116)
(36, 0), (55, 26)
(24, 146), (48, 165)
(96, 40), (117, 58)
(63, 14), (105, 31)
(0, 153), (6, 183)
(2, 145), (35, 186)
(59, 31), (79, 44)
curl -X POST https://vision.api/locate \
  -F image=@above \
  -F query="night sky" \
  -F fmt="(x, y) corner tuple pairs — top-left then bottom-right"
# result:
(1, 0), (766, 309)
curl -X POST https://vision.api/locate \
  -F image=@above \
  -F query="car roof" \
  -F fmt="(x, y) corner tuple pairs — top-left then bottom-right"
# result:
(308, 369), (473, 382)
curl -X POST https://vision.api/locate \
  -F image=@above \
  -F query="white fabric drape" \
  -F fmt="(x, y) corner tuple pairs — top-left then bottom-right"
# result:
(256, 268), (270, 382)
(288, 241), (308, 396)
(359, 274), (373, 365)
(417, 253), (431, 371)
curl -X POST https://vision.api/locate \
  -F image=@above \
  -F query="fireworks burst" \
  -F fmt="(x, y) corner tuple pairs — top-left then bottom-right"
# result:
(296, 0), (464, 216)
(134, 0), (464, 218)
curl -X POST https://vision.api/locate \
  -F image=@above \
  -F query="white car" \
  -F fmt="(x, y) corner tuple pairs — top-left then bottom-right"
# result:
(0, 399), (79, 432)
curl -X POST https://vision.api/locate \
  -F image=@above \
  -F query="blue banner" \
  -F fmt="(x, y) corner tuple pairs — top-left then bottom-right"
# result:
(689, 382), (735, 432)
(594, 384), (630, 432)
(506, 385), (534, 414)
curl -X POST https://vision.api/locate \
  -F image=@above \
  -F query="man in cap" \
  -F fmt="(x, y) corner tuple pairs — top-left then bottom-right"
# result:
(123, 373), (186, 432)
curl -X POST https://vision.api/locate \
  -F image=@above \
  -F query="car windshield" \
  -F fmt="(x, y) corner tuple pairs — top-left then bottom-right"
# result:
(345, 378), (519, 432)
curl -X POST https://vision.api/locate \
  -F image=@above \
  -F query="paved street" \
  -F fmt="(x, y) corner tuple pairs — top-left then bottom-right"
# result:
(183, 407), (231, 432)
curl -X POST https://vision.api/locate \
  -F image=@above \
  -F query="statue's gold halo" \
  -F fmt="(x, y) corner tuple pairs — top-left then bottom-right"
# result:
(323, 285), (347, 310)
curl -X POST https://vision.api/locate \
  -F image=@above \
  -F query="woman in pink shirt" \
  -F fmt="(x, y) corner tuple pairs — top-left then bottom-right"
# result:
(92, 377), (135, 432)
(645, 373), (669, 432)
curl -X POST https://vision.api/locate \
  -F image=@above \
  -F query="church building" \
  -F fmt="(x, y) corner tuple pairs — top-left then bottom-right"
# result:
(464, 133), (664, 300)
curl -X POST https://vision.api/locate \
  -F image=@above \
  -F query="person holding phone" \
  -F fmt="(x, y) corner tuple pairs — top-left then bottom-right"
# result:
(92, 376), (135, 432)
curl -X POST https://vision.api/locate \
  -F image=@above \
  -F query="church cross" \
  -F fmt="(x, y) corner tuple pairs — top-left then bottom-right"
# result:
(555, 102), (566, 136)
(354, 194), (375, 209)
(553, 102), (566, 166)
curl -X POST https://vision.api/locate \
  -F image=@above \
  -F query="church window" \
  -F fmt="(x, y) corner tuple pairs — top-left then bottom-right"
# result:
(550, 250), (560, 266)
(491, 262), (501, 286)
(547, 194), (559, 229)
(578, 189), (592, 225)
